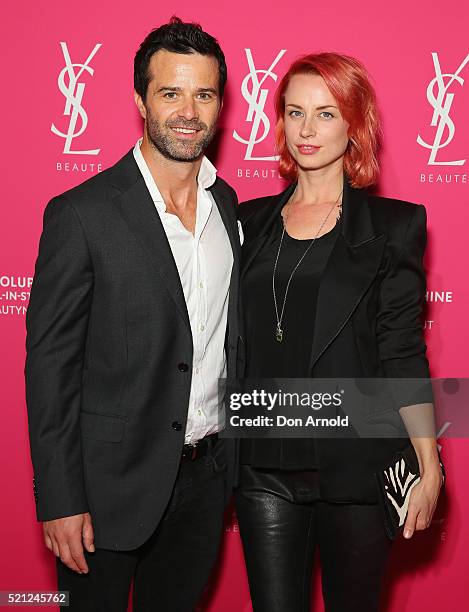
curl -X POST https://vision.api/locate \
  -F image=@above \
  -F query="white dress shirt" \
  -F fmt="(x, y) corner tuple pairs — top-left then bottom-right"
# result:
(133, 138), (233, 444)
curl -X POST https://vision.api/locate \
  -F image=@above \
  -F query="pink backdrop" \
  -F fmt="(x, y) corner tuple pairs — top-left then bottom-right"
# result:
(1, 1), (468, 610)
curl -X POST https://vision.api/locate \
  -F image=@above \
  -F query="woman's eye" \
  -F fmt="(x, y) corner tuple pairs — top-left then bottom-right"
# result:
(289, 110), (303, 117)
(319, 111), (334, 119)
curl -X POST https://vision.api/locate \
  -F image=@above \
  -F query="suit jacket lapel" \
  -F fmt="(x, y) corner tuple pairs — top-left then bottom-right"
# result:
(110, 150), (191, 332)
(209, 180), (241, 274)
(208, 180), (241, 375)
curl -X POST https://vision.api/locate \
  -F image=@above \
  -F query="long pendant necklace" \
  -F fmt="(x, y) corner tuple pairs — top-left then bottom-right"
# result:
(272, 188), (343, 342)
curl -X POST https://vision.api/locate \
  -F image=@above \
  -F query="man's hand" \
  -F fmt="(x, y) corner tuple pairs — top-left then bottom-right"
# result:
(43, 512), (95, 573)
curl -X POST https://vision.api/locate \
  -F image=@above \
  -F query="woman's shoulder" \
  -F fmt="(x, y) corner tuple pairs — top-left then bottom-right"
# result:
(368, 192), (425, 212)
(367, 193), (427, 233)
(237, 195), (273, 222)
(237, 185), (293, 225)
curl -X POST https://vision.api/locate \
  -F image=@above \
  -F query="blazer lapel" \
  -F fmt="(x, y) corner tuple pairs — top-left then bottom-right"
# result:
(208, 179), (241, 373)
(110, 151), (191, 332)
(308, 176), (386, 370)
(209, 179), (241, 271)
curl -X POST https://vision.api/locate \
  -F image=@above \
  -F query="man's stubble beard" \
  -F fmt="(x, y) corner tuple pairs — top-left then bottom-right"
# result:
(146, 109), (218, 162)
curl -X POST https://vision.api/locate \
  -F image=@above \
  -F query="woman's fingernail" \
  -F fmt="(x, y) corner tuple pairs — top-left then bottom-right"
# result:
(404, 529), (412, 538)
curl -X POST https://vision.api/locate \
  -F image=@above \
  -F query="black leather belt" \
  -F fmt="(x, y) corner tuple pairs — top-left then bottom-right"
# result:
(180, 432), (219, 462)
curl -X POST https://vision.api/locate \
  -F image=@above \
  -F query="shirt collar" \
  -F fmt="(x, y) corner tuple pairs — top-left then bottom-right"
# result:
(132, 137), (217, 211)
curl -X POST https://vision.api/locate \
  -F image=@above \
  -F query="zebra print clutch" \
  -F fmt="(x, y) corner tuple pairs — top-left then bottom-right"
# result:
(375, 443), (445, 540)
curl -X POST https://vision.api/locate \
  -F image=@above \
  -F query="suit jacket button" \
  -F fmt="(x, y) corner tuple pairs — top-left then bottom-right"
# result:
(172, 421), (182, 431)
(178, 362), (189, 372)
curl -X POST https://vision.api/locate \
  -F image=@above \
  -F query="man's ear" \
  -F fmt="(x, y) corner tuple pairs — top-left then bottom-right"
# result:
(134, 90), (147, 120)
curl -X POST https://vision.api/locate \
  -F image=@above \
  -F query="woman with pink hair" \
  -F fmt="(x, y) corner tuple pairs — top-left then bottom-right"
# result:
(234, 53), (444, 611)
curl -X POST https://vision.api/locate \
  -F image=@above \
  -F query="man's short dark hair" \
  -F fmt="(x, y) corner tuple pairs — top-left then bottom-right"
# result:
(134, 16), (227, 101)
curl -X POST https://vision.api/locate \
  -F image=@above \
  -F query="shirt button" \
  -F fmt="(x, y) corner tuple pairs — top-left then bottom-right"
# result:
(197, 409), (202, 416)
(199, 282), (203, 289)
(200, 324), (205, 332)
(195, 367), (199, 374)
(178, 362), (189, 372)
(172, 421), (183, 431)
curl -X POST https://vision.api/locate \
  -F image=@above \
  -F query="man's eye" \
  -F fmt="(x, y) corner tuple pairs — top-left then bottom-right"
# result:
(198, 93), (211, 100)
(163, 92), (177, 99)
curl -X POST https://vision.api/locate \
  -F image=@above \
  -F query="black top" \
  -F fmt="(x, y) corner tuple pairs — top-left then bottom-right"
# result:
(240, 211), (342, 468)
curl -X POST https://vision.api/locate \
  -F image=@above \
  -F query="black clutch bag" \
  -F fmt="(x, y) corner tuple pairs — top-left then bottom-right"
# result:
(375, 443), (445, 540)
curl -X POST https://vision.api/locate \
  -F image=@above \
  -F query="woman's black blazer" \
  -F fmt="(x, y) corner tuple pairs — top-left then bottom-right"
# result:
(237, 174), (433, 503)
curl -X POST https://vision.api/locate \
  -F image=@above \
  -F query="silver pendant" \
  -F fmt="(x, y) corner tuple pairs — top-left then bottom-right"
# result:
(276, 326), (283, 342)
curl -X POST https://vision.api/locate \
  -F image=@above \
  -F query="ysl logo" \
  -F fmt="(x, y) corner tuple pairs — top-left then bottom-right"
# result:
(417, 52), (469, 165)
(233, 49), (287, 160)
(51, 42), (102, 155)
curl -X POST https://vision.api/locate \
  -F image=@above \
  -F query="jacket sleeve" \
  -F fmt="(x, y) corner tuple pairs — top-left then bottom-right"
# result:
(376, 203), (434, 410)
(25, 196), (93, 521)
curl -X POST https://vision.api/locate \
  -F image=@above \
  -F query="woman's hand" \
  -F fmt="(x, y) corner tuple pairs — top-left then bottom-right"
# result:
(403, 465), (444, 539)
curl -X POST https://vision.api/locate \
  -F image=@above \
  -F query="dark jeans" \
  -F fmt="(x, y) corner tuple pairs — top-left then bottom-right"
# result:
(234, 465), (394, 612)
(57, 437), (227, 612)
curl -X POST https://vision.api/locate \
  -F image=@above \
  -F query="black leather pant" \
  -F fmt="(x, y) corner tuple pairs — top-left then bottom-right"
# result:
(234, 465), (394, 612)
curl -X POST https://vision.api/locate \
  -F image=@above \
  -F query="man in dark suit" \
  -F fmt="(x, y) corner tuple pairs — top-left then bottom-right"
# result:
(25, 17), (241, 611)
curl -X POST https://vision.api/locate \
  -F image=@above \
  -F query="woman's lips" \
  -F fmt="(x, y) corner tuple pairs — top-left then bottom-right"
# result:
(297, 145), (321, 155)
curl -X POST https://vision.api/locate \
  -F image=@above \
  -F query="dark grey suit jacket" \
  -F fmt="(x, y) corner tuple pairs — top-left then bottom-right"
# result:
(25, 149), (242, 550)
